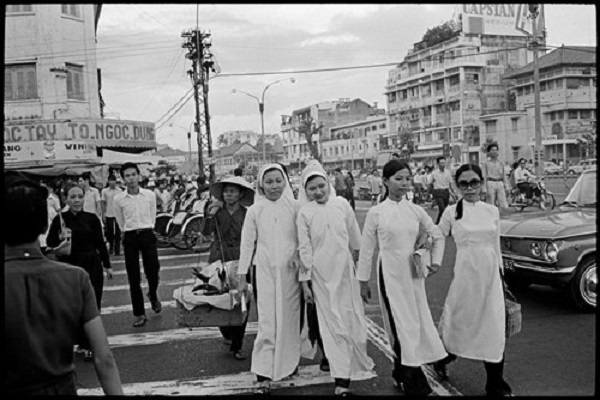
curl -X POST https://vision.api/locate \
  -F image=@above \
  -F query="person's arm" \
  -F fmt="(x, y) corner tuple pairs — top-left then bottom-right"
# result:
(417, 206), (445, 271)
(238, 208), (257, 276)
(113, 195), (125, 232)
(149, 190), (157, 226)
(46, 214), (62, 248)
(492, 206), (503, 272)
(95, 190), (102, 220)
(344, 200), (362, 254)
(296, 210), (313, 282)
(92, 215), (112, 274)
(481, 162), (488, 193)
(84, 317), (123, 394)
(357, 210), (379, 303)
(101, 190), (107, 220)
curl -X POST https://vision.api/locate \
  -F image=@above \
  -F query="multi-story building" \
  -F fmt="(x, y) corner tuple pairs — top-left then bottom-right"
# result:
(212, 142), (260, 178)
(384, 6), (544, 166)
(493, 46), (596, 165)
(321, 115), (387, 170)
(217, 130), (259, 148)
(281, 98), (384, 171)
(4, 4), (156, 170)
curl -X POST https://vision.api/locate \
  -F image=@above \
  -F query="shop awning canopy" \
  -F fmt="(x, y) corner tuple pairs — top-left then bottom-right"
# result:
(101, 149), (164, 166)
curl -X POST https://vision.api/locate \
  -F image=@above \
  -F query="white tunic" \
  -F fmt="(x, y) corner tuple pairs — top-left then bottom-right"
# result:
(297, 197), (375, 380)
(357, 198), (447, 367)
(239, 195), (315, 381)
(437, 201), (506, 362)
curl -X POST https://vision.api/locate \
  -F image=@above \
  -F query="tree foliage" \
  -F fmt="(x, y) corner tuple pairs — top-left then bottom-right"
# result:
(422, 21), (460, 48)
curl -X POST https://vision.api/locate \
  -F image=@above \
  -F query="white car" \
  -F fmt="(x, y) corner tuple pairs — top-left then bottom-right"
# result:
(568, 159), (596, 175)
(543, 161), (562, 175)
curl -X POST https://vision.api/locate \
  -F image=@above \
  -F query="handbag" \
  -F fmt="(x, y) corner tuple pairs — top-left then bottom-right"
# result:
(53, 212), (72, 256)
(500, 269), (522, 338)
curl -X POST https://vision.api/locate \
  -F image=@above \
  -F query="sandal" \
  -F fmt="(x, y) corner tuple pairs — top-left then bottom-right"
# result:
(83, 350), (94, 362)
(233, 350), (247, 360)
(254, 382), (271, 395)
(334, 387), (352, 396)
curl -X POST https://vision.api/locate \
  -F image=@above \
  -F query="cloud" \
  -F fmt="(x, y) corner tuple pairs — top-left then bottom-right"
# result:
(300, 34), (360, 47)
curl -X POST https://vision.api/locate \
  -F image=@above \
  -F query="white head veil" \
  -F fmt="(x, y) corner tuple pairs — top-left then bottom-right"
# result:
(255, 163), (295, 204)
(298, 160), (336, 206)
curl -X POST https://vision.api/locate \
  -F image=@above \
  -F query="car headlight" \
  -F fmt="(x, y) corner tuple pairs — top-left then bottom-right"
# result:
(545, 241), (559, 262)
(530, 242), (542, 257)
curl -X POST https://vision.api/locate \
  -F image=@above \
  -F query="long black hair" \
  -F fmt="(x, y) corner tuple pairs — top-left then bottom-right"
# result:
(454, 164), (484, 221)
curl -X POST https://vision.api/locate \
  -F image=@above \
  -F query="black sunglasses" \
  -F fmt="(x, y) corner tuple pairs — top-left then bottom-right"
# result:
(457, 179), (482, 190)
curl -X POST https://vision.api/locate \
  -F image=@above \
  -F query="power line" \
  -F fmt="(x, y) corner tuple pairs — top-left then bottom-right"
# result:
(154, 88), (195, 125)
(155, 93), (194, 131)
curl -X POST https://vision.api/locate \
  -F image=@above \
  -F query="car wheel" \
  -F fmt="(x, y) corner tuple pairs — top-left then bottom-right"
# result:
(569, 257), (596, 312)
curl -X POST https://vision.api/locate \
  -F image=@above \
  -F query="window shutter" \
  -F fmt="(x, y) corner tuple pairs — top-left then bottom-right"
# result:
(62, 4), (68, 14)
(5, 70), (13, 100)
(16, 70), (26, 99)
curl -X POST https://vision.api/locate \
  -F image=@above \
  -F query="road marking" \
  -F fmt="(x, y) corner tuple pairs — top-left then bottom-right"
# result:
(103, 278), (195, 292)
(111, 252), (207, 265)
(98, 301), (461, 396)
(77, 364), (376, 396)
(111, 263), (200, 276)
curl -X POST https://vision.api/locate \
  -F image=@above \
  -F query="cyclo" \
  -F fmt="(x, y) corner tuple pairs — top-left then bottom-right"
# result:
(154, 188), (212, 251)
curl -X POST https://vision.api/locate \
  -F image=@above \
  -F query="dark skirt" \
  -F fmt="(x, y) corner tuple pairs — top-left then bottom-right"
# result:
(59, 249), (104, 310)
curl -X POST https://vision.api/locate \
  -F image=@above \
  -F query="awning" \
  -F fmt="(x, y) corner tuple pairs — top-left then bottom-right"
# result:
(101, 149), (164, 166)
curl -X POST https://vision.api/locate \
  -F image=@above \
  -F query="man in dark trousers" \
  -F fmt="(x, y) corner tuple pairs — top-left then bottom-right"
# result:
(113, 162), (162, 327)
(431, 156), (456, 224)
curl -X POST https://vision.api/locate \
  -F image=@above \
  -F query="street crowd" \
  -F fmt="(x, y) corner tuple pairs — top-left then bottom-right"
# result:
(6, 143), (521, 396)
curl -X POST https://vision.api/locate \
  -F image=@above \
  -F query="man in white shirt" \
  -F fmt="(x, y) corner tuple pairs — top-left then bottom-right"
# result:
(102, 175), (123, 256)
(369, 169), (382, 205)
(431, 157), (456, 224)
(156, 180), (171, 213)
(413, 168), (423, 201)
(114, 162), (162, 327)
(481, 143), (509, 209)
(514, 158), (540, 201)
(79, 172), (102, 219)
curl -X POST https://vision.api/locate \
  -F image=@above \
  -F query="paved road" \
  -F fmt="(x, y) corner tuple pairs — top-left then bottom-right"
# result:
(74, 193), (594, 396)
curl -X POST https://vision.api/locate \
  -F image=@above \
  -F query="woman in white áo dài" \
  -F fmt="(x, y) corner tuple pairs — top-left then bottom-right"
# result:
(357, 159), (447, 396)
(296, 161), (375, 396)
(237, 164), (315, 394)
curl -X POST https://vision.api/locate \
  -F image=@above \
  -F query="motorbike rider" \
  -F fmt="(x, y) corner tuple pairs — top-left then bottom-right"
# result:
(514, 158), (543, 207)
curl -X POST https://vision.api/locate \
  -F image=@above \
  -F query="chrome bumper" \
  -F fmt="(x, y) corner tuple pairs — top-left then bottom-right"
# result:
(502, 254), (577, 275)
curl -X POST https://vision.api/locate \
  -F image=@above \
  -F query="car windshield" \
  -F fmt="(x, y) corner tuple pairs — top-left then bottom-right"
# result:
(563, 171), (597, 207)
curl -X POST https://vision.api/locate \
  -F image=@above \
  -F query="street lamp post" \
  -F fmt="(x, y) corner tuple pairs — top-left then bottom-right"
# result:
(232, 77), (295, 165)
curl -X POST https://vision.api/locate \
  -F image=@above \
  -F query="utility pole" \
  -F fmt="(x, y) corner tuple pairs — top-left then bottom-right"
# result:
(182, 29), (218, 183)
(529, 4), (544, 177)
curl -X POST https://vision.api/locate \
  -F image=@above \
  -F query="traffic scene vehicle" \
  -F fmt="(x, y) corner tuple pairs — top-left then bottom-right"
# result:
(508, 176), (556, 211)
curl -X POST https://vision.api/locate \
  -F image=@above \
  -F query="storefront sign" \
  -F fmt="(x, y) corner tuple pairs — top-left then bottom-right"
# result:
(4, 119), (156, 146)
(4, 141), (99, 163)
(461, 4), (545, 37)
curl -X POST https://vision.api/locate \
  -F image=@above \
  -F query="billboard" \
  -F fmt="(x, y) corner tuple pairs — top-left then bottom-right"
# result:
(4, 141), (99, 164)
(461, 4), (545, 37)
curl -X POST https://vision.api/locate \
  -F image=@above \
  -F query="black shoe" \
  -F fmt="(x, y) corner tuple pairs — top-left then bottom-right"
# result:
(147, 293), (162, 313)
(133, 315), (147, 327)
(320, 358), (330, 372)
(432, 362), (448, 380)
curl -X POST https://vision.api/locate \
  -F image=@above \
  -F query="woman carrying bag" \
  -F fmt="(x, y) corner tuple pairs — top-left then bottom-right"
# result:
(202, 176), (255, 360)
(47, 183), (113, 361)
(433, 164), (513, 397)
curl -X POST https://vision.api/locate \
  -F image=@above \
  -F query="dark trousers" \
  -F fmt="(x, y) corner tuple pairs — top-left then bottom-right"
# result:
(346, 189), (355, 210)
(517, 182), (540, 200)
(379, 263), (432, 396)
(433, 188), (450, 224)
(123, 229), (161, 317)
(436, 353), (512, 396)
(105, 216), (121, 255)
(219, 267), (253, 352)
(16, 373), (77, 395)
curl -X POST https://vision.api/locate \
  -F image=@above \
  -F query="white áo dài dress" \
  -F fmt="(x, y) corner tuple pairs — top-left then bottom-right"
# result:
(437, 200), (506, 363)
(357, 198), (447, 367)
(297, 196), (375, 381)
(238, 165), (315, 381)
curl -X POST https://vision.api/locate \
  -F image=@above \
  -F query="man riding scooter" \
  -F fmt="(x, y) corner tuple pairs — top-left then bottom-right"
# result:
(514, 158), (545, 210)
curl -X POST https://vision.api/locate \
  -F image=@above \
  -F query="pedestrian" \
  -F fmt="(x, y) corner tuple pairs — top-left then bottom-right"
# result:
(39, 181), (62, 254)
(413, 168), (423, 202)
(234, 167), (243, 177)
(357, 159), (447, 396)
(78, 171), (102, 219)
(345, 171), (356, 210)
(482, 143), (509, 209)
(333, 167), (348, 199)
(297, 162), (375, 396)
(431, 157), (457, 224)
(102, 175), (123, 256)
(4, 172), (122, 395)
(369, 169), (383, 205)
(236, 163), (315, 394)
(432, 164), (513, 396)
(155, 180), (172, 213)
(202, 176), (255, 360)
(46, 183), (114, 361)
(113, 162), (163, 327)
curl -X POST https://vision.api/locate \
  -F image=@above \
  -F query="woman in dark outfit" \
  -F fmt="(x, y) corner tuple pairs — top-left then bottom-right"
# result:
(202, 176), (254, 360)
(47, 183), (113, 361)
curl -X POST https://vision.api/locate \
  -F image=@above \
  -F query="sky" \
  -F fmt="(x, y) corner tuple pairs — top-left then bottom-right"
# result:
(96, 4), (597, 151)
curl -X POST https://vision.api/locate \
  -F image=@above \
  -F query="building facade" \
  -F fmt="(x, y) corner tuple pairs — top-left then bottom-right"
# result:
(495, 46), (596, 166)
(4, 4), (156, 170)
(384, 6), (545, 166)
(281, 98), (384, 171)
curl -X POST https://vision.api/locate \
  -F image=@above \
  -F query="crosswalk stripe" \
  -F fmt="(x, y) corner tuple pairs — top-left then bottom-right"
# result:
(112, 262), (199, 276)
(77, 364), (376, 396)
(103, 278), (195, 292)
(111, 252), (206, 265)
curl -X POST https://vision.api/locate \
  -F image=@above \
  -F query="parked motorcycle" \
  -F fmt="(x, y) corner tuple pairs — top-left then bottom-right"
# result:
(508, 177), (556, 211)
(154, 191), (213, 251)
